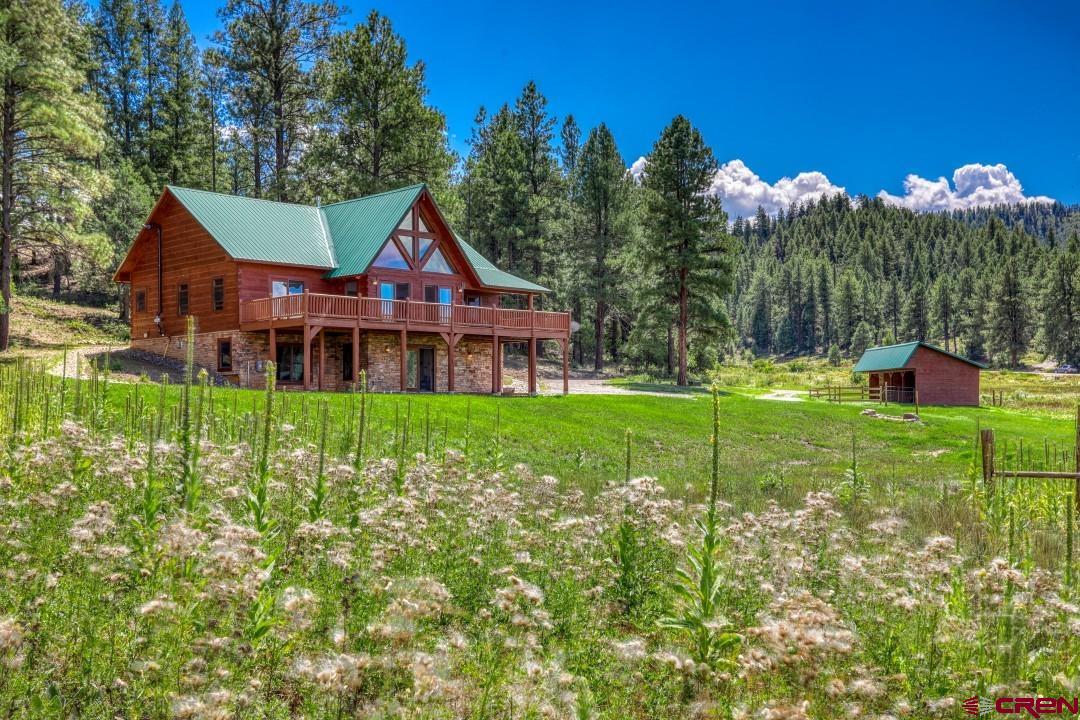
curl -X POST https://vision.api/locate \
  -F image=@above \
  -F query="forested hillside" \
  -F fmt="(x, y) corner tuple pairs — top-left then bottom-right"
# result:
(2, 0), (1077, 375)
(731, 196), (1080, 367)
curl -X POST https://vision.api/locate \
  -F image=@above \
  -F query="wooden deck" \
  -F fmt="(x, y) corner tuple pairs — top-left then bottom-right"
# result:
(239, 293), (571, 339)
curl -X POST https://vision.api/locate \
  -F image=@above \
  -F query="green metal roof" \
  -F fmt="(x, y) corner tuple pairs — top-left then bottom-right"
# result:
(321, 184), (424, 278)
(854, 341), (986, 372)
(457, 235), (549, 292)
(168, 186), (335, 268)
(163, 184), (547, 292)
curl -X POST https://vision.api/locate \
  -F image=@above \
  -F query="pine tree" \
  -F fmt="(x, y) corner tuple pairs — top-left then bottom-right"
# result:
(0, 0), (103, 349)
(850, 321), (873, 357)
(930, 275), (955, 351)
(93, 0), (142, 159)
(215, 0), (340, 200)
(1041, 244), (1080, 365)
(988, 259), (1030, 367)
(307, 11), (452, 200)
(901, 280), (929, 341)
(156, 0), (202, 186)
(833, 271), (860, 349)
(573, 123), (631, 371)
(637, 116), (733, 385)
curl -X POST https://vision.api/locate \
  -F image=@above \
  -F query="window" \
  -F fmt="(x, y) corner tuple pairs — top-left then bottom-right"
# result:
(276, 344), (304, 383)
(344, 280), (358, 297)
(395, 282), (410, 300)
(373, 240), (410, 269)
(177, 283), (189, 316)
(424, 285), (452, 304)
(465, 294), (482, 307)
(271, 279), (305, 297)
(397, 213), (413, 232)
(342, 342), (353, 381)
(417, 214), (430, 233)
(423, 247), (454, 274)
(217, 338), (232, 371)
(212, 277), (225, 312)
(134, 289), (146, 313)
(418, 237), (434, 259)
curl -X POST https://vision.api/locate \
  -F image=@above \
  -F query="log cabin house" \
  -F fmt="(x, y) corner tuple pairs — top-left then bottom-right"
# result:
(853, 341), (984, 406)
(113, 184), (571, 393)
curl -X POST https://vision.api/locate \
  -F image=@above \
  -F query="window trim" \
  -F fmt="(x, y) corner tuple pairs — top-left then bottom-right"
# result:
(270, 278), (306, 297)
(177, 283), (189, 316)
(211, 276), (225, 312)
(134, 288), (147, 313)
(217, 337), (233, 372)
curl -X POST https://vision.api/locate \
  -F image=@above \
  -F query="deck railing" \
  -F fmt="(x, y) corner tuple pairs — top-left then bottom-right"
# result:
(239, 292), (571, 334)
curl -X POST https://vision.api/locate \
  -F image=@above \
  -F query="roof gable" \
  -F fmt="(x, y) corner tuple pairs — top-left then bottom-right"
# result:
(321, 184), (425, 278)
(854, 341), (986, 372)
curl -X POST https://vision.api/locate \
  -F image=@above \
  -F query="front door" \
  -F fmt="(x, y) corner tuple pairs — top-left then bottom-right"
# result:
(418, 347), (435, 391)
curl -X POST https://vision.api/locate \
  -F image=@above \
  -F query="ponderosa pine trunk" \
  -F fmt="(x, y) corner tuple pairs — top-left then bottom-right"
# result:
(677, 267), (688, 386)
(0, 82), (14, 351)
(594, 298), (605, 372)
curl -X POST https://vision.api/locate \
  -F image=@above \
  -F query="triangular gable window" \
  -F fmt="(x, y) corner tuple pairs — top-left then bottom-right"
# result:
(397, 235), (412, 260)
(417, 214), (430, 233)
(397, 214), (413, 232)
(423, 247), (454, 274)
(418, 237), (434, 260)
(373, 240), (410, 270)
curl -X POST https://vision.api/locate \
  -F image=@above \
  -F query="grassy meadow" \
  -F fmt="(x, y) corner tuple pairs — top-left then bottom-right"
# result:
(2, 352), (1080, 718)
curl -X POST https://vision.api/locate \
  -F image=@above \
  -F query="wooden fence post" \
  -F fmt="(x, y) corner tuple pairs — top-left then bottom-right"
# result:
(914, 390), (920, 416)
(981, 428), (995, 493)
(1075, 405), (1079, 513)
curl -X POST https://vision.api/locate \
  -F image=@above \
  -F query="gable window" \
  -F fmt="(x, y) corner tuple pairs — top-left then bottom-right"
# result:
(272, 279), (305, 296)
(134, 289), (146, 313)
(212, 277), (225, 312)
(217, 338), (232, 371)
(418, 237), (434, 259)
(177, 283), (189, 316)
(373, 240), (410, 270)
(423, 247), (454, 274)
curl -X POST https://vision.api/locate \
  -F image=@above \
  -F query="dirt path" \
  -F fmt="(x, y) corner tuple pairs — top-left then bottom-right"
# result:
(758, 389), (805, 402)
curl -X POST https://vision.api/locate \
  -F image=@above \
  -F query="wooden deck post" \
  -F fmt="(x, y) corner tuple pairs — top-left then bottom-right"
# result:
(302, 323), (311, 391)
(561, 337), (569, 395)
(399, 329), (407, 392)
(318, 329), (325, 391)
(492, 335), (500, 394)
(528, 337), (537, 395)
(352, 325), (360, 390)
(446, 333), (457, 392)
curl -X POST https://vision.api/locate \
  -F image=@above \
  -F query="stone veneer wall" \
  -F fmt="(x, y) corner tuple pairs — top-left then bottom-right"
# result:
(132, 330), (268, 388)
(363, 331), (494, 394)
(132, 329), (496, 393)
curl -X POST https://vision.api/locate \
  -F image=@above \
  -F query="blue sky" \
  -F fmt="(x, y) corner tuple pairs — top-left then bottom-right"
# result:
(170, 0), (1080, 212)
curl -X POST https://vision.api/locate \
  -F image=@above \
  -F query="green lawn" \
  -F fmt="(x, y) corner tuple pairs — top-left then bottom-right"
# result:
(93, 375), (1077, 539)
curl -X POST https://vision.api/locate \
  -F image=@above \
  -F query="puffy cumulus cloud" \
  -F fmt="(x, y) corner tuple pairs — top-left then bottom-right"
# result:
(708, 160), (846, 219)
(627, 156), (846, 220)
(878, 163), (1054, 212)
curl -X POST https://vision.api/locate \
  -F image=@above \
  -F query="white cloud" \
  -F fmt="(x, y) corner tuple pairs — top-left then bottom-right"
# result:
(878, 163), (1054, 211)
(628, 156), (845, 219)
(628, 158), (1053, 219)
(708, 160), (846, 219)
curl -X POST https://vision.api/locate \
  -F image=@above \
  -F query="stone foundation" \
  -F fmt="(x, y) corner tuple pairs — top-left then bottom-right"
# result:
(131, 329), (498, 393)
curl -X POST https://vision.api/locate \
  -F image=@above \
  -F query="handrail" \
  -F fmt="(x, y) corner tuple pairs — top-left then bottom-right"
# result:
(238, 292), (571, 333)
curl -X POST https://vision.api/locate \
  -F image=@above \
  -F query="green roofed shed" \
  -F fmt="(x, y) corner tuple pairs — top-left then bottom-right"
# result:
(853, 341), (984, 406)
